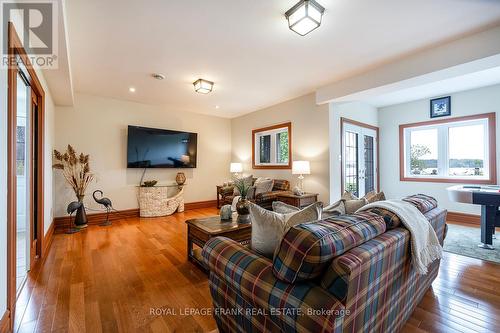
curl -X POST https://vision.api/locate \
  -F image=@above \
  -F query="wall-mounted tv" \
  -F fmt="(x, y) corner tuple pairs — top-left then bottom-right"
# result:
(127, 125), (197, 168)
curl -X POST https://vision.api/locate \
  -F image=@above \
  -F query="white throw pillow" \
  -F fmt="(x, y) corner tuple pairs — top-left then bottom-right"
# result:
(323, 199), (345, 217)
(254, 178), (274, 196)
(249, 202), (322, 258)
(272, 201), (300, 214)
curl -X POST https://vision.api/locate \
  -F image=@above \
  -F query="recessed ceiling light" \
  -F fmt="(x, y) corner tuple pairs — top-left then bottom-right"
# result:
(193, 79), (214, 94)
(152, 73), (166, 80)
(285, 0), (325, 36)
(129, 87), (136, 93)
(215, 105), (220, 109)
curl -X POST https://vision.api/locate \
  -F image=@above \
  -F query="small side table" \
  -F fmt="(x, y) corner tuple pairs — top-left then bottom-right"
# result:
(276, 193), (319, 209)
(137, 184), (185, 217)
(216, 185), (223, 208)
(186, 214), (251, 271)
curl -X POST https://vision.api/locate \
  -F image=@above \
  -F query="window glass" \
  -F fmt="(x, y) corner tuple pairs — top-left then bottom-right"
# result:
(276, 131), (289, 164)
(259, 135), (271, 163)
(344, 131), (359, 196)
(409, 129), (438, 176)
(448, 124), (485, 177)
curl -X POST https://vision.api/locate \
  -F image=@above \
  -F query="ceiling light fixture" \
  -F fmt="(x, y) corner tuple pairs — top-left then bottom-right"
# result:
(193, 79), (214, 94)
(285, 0), (325, 36)
(129, 87), (136, 93)
(152, 73), (166, 80)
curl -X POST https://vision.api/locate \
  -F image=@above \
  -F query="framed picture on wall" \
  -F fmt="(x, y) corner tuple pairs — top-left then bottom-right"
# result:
(430, 96), (451, 118)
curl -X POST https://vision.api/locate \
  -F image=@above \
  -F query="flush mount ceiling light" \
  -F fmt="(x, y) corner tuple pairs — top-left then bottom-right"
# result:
(152, 73), (166, 80)
(285, 0), (325, 36)
(193, 79), (214, 94)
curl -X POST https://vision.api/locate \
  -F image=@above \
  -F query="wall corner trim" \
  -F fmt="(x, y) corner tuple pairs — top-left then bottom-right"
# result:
(52, 200), (218, 233)
(0, 310), (11, 333)
(43, 221), (55, 258)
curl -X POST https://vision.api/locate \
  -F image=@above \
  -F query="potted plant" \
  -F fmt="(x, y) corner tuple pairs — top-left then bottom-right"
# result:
(53, 145), (94, 228)
(233, 176), (252, 223)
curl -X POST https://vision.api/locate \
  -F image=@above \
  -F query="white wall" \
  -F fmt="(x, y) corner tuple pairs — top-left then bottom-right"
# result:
(379, 84), (500, 215)
(231, 93), (330, 204)
(53, 93), (232, 217)
(329, 102), (379, 202)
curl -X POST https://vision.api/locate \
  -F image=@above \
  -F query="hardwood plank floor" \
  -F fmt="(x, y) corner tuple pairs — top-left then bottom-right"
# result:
(13, 210), (500, 333)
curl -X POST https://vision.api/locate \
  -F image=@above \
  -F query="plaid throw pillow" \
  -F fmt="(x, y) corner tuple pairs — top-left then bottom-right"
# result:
(365, 207), (402, 229)
(403, 194), (437, 214)
(273, 212), (386, 283)
(272, 179), (290, 191)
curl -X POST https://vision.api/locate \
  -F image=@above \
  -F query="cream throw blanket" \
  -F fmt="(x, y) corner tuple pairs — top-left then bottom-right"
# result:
(357, 199), (443, 275)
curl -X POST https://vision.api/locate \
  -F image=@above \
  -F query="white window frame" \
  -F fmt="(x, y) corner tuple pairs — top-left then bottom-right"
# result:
(401, 114), (495, 183)
(254, 127), (289, 166)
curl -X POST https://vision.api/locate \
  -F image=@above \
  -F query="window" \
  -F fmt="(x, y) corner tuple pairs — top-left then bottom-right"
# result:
(253, 122), (292, 169)
(16, 125), (26, 176)
(400, 113), (496, 184)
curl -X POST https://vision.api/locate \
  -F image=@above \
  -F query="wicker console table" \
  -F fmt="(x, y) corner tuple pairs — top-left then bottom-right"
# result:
(137, 184), (185, 217)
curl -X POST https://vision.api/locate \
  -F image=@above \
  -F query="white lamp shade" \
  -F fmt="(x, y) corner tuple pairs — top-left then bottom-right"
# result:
(292, 161), (310, 175)
(230, 163), (243, 173)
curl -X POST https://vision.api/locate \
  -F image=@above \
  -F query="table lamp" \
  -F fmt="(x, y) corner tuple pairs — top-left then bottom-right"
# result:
(230, 162), (243, 178)
(292, 161), (310, 191)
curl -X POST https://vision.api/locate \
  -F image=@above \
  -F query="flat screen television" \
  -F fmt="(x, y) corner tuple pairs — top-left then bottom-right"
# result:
(127, 125), (197, 168)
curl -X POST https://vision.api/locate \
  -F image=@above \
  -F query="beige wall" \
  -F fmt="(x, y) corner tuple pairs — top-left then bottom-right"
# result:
(54, 93), (232, 217)
(379, 84), (500, 214)
(39, 74), (56, 235)
(231, 93), (330, 204)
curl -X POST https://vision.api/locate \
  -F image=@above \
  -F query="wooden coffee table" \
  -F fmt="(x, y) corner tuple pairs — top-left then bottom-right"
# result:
(185, 214), (251, 270)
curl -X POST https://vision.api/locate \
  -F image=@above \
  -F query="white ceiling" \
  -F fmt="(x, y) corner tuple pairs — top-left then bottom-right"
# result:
(366, 66), (500, 108)
(64, 0), (500, 118)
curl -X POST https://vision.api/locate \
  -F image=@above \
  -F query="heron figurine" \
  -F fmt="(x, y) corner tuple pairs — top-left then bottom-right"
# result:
(93, 190), (113, 226)
(66, 201), (83, 234)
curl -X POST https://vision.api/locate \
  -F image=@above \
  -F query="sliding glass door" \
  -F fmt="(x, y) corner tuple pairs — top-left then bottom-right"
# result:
(342, 121), (378, 197)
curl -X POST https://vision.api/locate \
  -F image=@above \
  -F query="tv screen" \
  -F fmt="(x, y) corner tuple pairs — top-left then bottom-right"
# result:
(127, 125), (197, 168)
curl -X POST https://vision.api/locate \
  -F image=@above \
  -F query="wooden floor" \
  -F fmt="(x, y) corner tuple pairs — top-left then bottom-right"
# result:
(13, 208), (500, 333)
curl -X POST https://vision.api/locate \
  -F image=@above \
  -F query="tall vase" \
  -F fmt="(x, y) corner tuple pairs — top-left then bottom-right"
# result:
(74, 195), (88, 228)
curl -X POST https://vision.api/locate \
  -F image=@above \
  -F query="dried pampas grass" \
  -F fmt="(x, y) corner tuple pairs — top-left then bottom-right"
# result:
(53, 145), (94, 199)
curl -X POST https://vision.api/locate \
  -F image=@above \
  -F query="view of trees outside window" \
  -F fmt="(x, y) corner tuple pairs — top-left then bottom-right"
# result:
(257, 129), (289, 165)
(410, 129), (438, 175)
(408, 123), (486, 177)
(277, 131), (289, 164)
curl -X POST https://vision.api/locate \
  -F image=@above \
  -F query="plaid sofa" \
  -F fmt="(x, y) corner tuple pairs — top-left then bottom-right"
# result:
(202, 195), (447, 333)
(218, 179), (291, 209)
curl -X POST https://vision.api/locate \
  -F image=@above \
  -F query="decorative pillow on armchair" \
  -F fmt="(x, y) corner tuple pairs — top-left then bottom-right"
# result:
(254, 177), (274, 196)
(249, 202), (322, 258)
